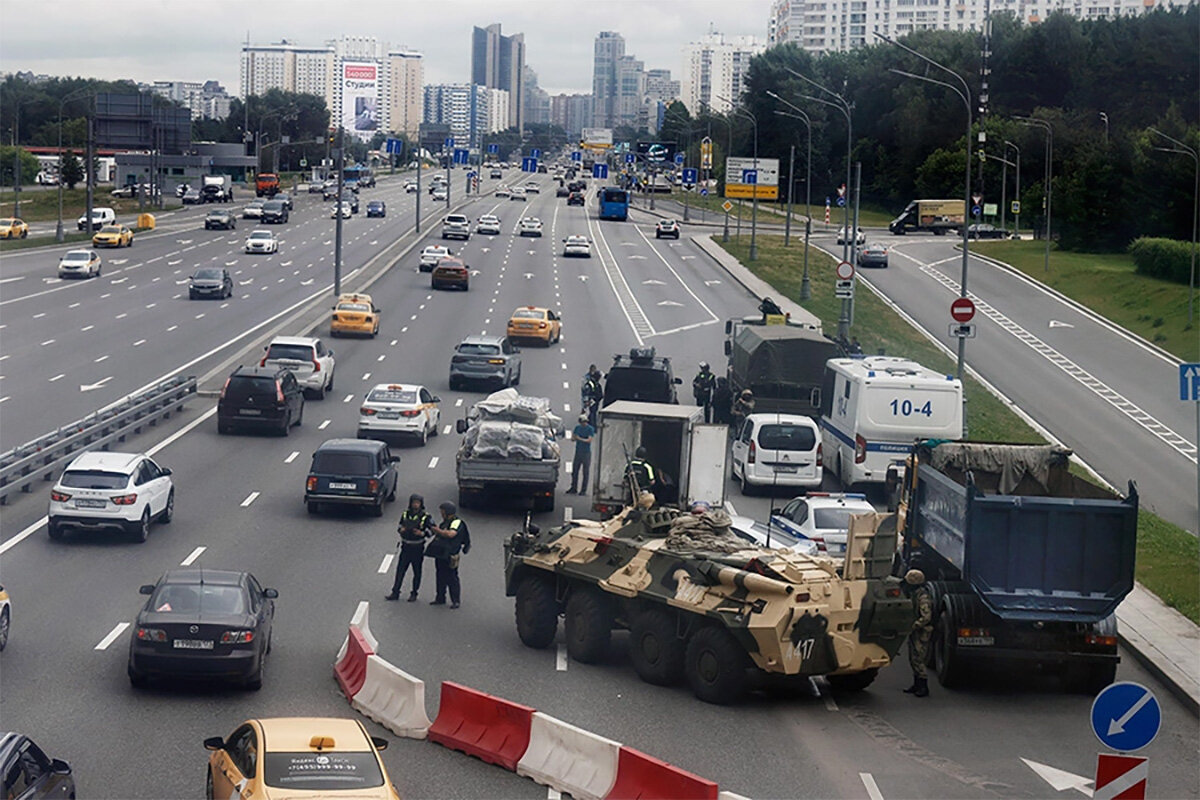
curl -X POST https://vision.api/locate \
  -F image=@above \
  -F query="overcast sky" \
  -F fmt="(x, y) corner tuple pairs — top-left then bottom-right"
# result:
(1, 0), (774, 95)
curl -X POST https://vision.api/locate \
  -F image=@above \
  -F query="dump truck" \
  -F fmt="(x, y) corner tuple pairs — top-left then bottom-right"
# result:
(888, 199), (965, 235)
(591, 401), (727, 517)
(454, 390), (563, 512)
(896, 441), (1139, 693)
(725, 319), (844, 418)
(255, 173), (280, 197)
(503, 504), (913, 703)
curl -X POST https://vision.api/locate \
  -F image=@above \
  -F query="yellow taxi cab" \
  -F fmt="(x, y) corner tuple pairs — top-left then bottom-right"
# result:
(204, 717), (401, 799)
(507, 305), (562, 346)
(330, 292), (380, 338)
(0, 218), (29, 239)
(0, 584), (10, 651)
(92, 224), (134, 248)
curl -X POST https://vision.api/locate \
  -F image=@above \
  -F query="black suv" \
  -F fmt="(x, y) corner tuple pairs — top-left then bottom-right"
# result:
(261, 199), (289, 224)
(217, 366), (305, 435)
(602, 347), (682, 406)
(305, 439), (398, 516)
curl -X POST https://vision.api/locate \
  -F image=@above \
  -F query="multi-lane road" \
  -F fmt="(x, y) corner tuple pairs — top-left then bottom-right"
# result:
(1, 173), (1196, 799)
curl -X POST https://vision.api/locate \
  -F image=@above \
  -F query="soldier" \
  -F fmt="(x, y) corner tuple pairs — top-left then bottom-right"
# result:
(903, 568), (933, 697)
(625, 446), (659, 501)
(731, 389), (756, 434)
(427, 502), (471, 609)
(712, 376), (733, 426)
(581, 365), (604, 426)
(692, 362), (717, 422)
(386, 494), (432, 602)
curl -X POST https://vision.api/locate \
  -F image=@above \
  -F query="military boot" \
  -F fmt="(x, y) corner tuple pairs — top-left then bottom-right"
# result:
(913, 677), (929, 697)
(903, 674), (921, 693)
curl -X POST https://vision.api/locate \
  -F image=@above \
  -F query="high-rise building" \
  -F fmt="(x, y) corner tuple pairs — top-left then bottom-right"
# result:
(387, 49), (424, 138)
(523, 66), (552, 126)
(241, 40), (334, 99)
(614, 55), (646, 129)
(643, 69), (680, 134)
(423, 84), (508, 141)
(143, 80), (234, 121)
(591, 31), (626, 128)
(471, 23), (525, 131)
(551, 94), (594, 139)
(679, 33), (766, 115)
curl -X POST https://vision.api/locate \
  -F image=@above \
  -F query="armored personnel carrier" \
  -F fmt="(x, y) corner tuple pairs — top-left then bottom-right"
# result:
(503, 504), (912, 704)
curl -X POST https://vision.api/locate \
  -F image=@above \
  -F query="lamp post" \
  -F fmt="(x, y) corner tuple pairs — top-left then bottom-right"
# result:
(768, 92), (813, 301)
(1015, 116), (1052, 274)
(55, 88), (93, 242)
(8, 95), (36, 218)
(1004, 140), (1020, 238)
(875, 34), (973, 381)
(716, 95), (759, 261)
(1148, 127), (1198, 327)
(702, 106), (732, 242)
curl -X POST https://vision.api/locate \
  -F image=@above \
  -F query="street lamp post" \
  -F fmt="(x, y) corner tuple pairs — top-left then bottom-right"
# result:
(56, 88), (92, 242)
(768, 94), (814, 300)
(716, 95), (759, 261)
(701, 102), (733, 242)
(1148, 128), (1198, 327)
(1004, 140), (1020, 238)
(1016, 116), (1053, 273)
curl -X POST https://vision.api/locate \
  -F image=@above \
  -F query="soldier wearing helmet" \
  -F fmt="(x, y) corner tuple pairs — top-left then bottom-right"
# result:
(903, 568), (933, 697)
(731, 388), (756, 434)
(386, 494), (432, 602)
(692, 361), (717, 422)
(427, 501), (471, 609)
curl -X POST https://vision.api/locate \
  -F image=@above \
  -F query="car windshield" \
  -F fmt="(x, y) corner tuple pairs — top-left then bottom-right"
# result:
(813, 508), (862, 530)
(338, 302), (370, 312)
(150, 583), (246, 615)
(206, 211), (225, 217)
(60, 469), (128, 490)
(265, 344), (314, 361)
(98, 226), (121, 233)
(567, 237), (586, 244)
(194, 269), (223, 280)
(424, 247), (447, 255)
(367, 388), (417, 403)
(249, 231), (273, 240)
(311, 451), (374, 474)
(63, 250), (91, 260)
(757, 424), (816, 451)
(263, 751), (384, 790)
(457, 343), (500, 356)
(512, 309), (544, 320)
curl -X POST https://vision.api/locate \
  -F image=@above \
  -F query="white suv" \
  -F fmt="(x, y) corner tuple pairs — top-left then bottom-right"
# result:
(261, 335), (336, 398)
(442, 214), (470, 240)
(48, 452), (174, 542)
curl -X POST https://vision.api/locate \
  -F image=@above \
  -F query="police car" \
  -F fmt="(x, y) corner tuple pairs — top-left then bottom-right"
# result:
(357, 383), (442, 446)
(768, 492), (875, 557)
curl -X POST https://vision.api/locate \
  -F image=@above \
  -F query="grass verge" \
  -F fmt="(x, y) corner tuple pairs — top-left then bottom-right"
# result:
(718, 233), (1200, 625)
(1, 187), (185, 223)
(0, 232), (94, 253)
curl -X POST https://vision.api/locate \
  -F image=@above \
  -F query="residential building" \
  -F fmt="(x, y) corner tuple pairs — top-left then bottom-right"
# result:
(523, 66), (552, 126)
(551, 93), (594, 139)
(423, 84), (508, 144)
(387, 49), (424, 138)
(680, 32), (767, 116)
(241, 40), (334, 99)
(614, 55), (646, 129)
(592, 31), (626, 128)
(143, 80), (234, 121)
(471, 23), (525, 130)
(643, 69), (680, 134)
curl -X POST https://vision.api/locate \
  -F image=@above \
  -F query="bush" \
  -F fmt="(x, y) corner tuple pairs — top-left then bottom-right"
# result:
(1128, 237), (1194, 284)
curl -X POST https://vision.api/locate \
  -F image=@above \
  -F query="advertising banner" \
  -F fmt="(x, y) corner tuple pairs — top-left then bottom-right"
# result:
(342, 62), (379, 142)
(581, 128), (613, 149)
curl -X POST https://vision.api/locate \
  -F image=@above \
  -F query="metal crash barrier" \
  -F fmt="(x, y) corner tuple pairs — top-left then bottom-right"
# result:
(0, 376), (197, 505)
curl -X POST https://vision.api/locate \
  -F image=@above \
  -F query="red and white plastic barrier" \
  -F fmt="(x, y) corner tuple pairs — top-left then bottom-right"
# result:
(352, 654), (433, 739)
(334, 626), (373, 700)
(427, 681), (535, 771)
(606, 746), (719, 800)
(337, 600), (378, 662)
(516, 711), (621, 800)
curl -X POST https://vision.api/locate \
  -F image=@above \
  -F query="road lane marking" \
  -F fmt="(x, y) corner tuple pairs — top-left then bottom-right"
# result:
(40, 339), (55, 346)
(443, 424), (452, 435)
(377, 354), (385, 362)
(343, 394), (354, 403)
(240, 491), (260, 507)
(362, 372), (371, 381)
(181, 546), (207, 566)
(379, 553), (394, 574)
(81, 325), (94, 332)
(133, 339), (146, 347)
(319, 419), (331, 429)
(860, 773), (884, 800)
(562, 382), (569, 389)
(556, 644), (568, 671)
(48, 374), (64, 382)
(427, 457), (439, 469)
(455, 398), (463, 407)
(390, 339), (397, 346)
(167, 325), (178, 331)
(95, 623), (130, 651)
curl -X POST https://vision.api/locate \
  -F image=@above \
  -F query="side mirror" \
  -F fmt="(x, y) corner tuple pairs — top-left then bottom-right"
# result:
(431, 396), (441, 403)
(139, 584), (155, 595)
(160, 467), (172, 476)
(263, 588), (279, 599)
(50, 759), (71, 776)
(371, 736), (390, 752)
(456, 419), (468, 435)
(388, 455), (400, 464)
(724, 320), (732, 335)
(512, 346), (521, 353)
(673, 377), (683, 385)
(204, 737), (225, 752)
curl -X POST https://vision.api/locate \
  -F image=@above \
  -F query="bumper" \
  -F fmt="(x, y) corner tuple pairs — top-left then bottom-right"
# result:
(442, 230), (470, 239)
(433, 278), (468, 289)
(245, 245), (274, 253)
(130, 646), (258, 681)
(477, 227), (500, 235)
(451, 367), (505, 383)
(519, 230), (543, 237)
(306, 492), (382, 506)
(367, 211), (385, 217)
(219, 409), (288, 429)
(58, 268), (91, 278)
(743, 465), (822, 489)
(331, 323), (375, 336)
(564, 249), (590, 257)
(49, 512), (139, 534)
(358, 417), (424, 436)
(190, 287), (226, 297)
(858, 258), (888, 268)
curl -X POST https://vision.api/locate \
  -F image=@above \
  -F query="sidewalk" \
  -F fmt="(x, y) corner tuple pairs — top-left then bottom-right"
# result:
(692, 231), (1200, 715)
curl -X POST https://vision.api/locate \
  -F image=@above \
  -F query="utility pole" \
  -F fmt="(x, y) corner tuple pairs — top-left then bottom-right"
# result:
(334, 126), (344, 296)
(785, 144), (794, 246)
(85, 108), (94, 239)
(415, 137), (421, 234)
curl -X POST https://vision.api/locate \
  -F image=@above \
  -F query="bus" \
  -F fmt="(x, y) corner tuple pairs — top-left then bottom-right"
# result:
(598, 187), (630, 221)
(343, 165), (375, 189)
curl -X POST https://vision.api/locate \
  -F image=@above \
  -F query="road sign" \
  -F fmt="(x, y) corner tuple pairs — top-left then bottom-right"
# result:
(625, 153), (635, 164)
(835, 283), (854, 299)
(531, 148), (542, 159)
(572, 151), (581, 162)
(444, 137), (455, 148)
(836, 197), (846, 207)
(835, 261), (855, 281)
(299, 159), (307, 167)
(700, 188), (709, 196)
(1094, 754), (1148, 800)
(950, 297), (976, 323)
(682, 168), (698, 185)
(1012, 200), (1021, 214)
(972, 205), (983, 217)
(675, 153), (685, 166)
(487, 143), (499, 154)
(700, 137), (712, 169)
(593, 163), (608, 179)
(1180, 363), (1200, 401)
(837, 184), (846, 198)
(453, 148), (469, 165)
(385, 137), (403, 155)
(972, 194), (982, 206)
(742, 169), (757, 185)
(725, 157), (779, 199)
(521, 157), (538, 173)
(721, 200), (734, 213)
(949, 323), (977, 338)
(1091, 682), (1161, 752)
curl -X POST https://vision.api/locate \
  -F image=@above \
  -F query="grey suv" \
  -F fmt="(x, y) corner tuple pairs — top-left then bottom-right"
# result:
(449, 335), (522, 390)
(441, 214), (471, 240)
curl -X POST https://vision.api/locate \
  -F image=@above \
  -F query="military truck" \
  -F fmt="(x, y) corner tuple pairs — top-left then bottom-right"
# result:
(897, 441), (1138, 693)
(503, 504), (912, 704)
(724, 319), (844, 418)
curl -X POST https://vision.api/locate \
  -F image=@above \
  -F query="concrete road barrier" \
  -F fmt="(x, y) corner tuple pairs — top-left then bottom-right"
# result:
(517, 711), (621, 800)
(352, 654), (432, 739)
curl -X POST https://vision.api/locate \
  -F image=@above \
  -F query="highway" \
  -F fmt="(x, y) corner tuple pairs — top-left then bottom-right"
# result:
(0, 173), (1196, 799)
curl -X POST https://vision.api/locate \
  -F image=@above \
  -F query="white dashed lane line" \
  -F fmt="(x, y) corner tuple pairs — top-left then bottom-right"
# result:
(319, 420), (331, 430)
(181, 546), (207, 566)
(427, 457), (439, 469)
(378, 553), (394, 574)
(284, 451), (299, 464)
(94, 622), (130, 651)
(240, 491), (260, 507)
(343, 394), (355, 403)
(443, 424), (452, 435)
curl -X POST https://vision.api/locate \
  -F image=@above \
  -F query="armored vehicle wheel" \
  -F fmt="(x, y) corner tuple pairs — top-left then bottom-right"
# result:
(629, 608), (685, 686)
(515, 576), (558, 649)
(826, 668), (878, 692)
(564, 587), (612, 664)
(684, 626), (750, 704)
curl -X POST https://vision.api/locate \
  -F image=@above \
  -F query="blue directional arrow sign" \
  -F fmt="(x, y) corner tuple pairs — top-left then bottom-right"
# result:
(675, 153), (685, 166)
(1181, 363), (1200, 401)
(531, 148), (542, 159)
(700, 188), (709, 196)
(572, 151), (582, 162)
(625, 153), (635, 164)
(836, 197), (846, 207)
(682, 168), (698, 184)
(521, 157), (538, 173)
(742, 169), (757, 185)
(1091, 682), (1161, 752)
(453, 148), (470, 165)
(385, 138), (403, 155)
(972, 205), (983, 217)
(487, 143), (499, 154)
(593, 163), (608, 180)
(444, 137), (455, 149)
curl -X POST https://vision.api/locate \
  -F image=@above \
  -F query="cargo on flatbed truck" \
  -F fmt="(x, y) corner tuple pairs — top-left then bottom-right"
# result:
(896, 440), (1138, 693)
(888, 199), (964, 235)
(725, 318), (843, 418)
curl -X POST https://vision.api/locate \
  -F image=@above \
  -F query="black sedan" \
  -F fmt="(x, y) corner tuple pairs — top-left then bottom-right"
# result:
(204, 210), (236, 230)
(189, 267), (234, 300)
(0, 733), (75, 798)
(305, 438), (398, 516)
(366, 200), (387, 217)
(966, 223), (1005, 239)
(857, 242), (889, 268)
(128, 568), (277, 690)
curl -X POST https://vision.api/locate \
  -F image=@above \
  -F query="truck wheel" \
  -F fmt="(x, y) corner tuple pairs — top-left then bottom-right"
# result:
(630, 608), (685, 686)
(685, 626), (750, 704)
(564, 587), (612, 664)
(514, 577), (558, 649)
(934, 601), (967, 688)
(826, 668), (879, 692)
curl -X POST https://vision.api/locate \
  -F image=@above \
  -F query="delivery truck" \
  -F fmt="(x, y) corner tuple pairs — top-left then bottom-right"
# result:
(888, 199), (965, 235)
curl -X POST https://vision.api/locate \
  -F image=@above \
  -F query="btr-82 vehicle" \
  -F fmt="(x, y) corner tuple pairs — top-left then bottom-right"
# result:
(503, 504), (912, 703)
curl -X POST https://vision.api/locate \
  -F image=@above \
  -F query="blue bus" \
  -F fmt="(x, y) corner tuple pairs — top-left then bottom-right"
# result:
(598, 187), (630, 221)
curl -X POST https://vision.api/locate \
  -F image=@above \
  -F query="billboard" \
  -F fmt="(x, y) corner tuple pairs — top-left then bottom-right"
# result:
(636, 141), (676, 164)
(725, 156), (780, 200)
(581, 128), (613, 149)
(342, 62), (379, 142)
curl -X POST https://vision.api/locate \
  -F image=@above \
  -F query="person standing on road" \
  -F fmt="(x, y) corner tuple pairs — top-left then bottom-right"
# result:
(427, 502), (471, 609)
(566, 414), (595, 495)
(386, 494), (432, 602)
(581, 365), (604, 426)
(712, 376), (733, 426)
(731, 389), (756, 434)
(692, 362), (717, 422)
(903, 569), (933, 698)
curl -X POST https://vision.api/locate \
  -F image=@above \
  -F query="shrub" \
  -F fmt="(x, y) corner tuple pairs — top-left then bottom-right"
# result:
(1128, 237), (1193, 284)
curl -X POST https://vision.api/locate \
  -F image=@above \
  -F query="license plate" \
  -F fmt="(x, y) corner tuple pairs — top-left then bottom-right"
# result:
(773, 465), (799, 473)
(173, 639), (214, 650)
(957, 636), (994, 646)
(239, 408), (263, 416)
(377, 412), (400, 419)
(75, 498), (106, 509)
(329, 482), (357, 490)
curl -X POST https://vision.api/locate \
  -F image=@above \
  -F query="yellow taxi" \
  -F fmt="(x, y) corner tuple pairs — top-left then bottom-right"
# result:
(0, 218), (29, 239)
(330, 292), (380, 338)
(92, 224), (134, 248)
(0, 584), (10, 651)
(507, 305), (562, 346)
(205, 717), (401, 799)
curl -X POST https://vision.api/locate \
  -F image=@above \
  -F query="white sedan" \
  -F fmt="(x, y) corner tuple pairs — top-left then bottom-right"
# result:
(57, 249), (102, 279)
(330, 202), (353, 219)
(836, 226), (867, 246)
(244, 230), (279, 254)
(768, 492), (876, 557)
(419, 245), (451, 272)
(357, 383), (441, 445)
(519, 218), (543, 237)
(477, 215), (502, 235)
(562, 235), (591, 257)
(509, 187), (528, 202)
(494, 185), (511, 198)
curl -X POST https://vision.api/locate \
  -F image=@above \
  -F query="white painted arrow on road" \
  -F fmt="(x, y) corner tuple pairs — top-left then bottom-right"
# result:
(323, 240), (332, 246)
(300, 278), (314, 286)
(175, 279), (189, 285)
(43, 277), (62, 283)
(578, 275), (588, 281)
(109, 277), (127, 284)
(658, 300), (684, 307)
(176, 239), (193, 245)
(1020, 758), (1093, 796)
(110, 258), (128, 265)
(704, 280), (722, 286)
(279, 260), (292, 267)
(642, 279), (666, 285)
(680, 255), (695, 260)
(524, 273), (535, 279)
(528, 250), (538, 255)
(81, 376), (113, 392)
(369, 241), (378, 246)
(168, 259), (182, 266)
(628, 255), (647, 260)
(470, 270), (482, 276)
(480, 247), (491, 253)
(1048, 320), (1075, 329)
(620, 242), (638, 247)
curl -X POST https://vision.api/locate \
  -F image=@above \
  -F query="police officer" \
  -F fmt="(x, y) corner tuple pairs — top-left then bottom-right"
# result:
(692, 362), (717, 422)
(903, 569), (933, 697)
(386, 494), (432, 602)
(427, 502), (471, 609)
(581, 365), (604, 426)
(625, 446), (658, 501)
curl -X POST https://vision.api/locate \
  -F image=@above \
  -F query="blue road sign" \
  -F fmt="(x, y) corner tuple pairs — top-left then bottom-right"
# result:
(385, 138), (403, 155)
(675, 153), (685, 166)
(521, 157), (538, 173)
(487, 143), (499, 154)
(700, 188), (709, 196)
(572, 151), (582, 162)
(1181, 363), (1200, 401)
(742, 169), (757, 185)
(682, 168), (698, 184)
(444, 137), (455, 148)
(836, 197), (846, 207)
(593, 163), (609, 180)
(625, 153), (635, 164)
(972, 205), (983, 217)
(1091, 682), (1161, 752)
(825, 197), (831, 206)
(453, 148), (470, 165)
(531, 148), (542, 159)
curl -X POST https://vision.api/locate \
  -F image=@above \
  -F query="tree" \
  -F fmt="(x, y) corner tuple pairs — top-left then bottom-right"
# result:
(0, 146), (40, 189)
(59, 150), (84, 189)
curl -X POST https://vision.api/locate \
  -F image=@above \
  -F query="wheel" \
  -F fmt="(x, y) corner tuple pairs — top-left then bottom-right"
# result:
(387, 477), (397, 502)
(160, 490), (174, 523)
(48, 521), (64, 540)
(533, 493), (555, 513)
(280, 411), (291, 436)
(307, 501), (321, 515)
(684, 626), (750, 704)
(449, 377), (461, 391)
(514, 576), (559, 649)
(128, 666), (148, 689)
(629, 607), (685, 686)
(419, 424), (428, 446)
(933, 602), (965, 688)
(826, 668), (879, 692)
(739, 469), (753, 496)
(189, 292), (197, 300)
(244, 652), (264, 690)
(327, 371), (334, 392)
(0, 607), (9, 651)
(564, 587), (612, 664)
(131, 508), (151, 543)
(206, 766), (214, 799)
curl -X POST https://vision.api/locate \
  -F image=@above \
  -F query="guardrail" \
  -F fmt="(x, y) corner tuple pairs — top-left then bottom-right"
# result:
(0, 376), (197, 505)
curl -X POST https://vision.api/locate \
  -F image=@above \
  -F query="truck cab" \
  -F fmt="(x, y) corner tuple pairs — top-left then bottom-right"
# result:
(255, 173), (280, 197)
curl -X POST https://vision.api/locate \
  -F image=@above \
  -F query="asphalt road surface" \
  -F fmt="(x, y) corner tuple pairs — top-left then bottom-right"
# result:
(1, 174), (1196, 799)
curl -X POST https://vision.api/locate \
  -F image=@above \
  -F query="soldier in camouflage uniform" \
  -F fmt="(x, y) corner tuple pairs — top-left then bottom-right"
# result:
(903, 569), (932, 697)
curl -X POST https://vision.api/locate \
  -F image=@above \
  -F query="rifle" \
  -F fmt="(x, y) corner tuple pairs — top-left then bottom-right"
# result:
(622, 443), (643, 505)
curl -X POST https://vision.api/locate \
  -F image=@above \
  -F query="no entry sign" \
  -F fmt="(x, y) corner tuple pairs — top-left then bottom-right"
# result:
(951, 297), (976, 323)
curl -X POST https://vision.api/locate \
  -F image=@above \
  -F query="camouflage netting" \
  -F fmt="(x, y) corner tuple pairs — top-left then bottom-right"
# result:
(664, 509), (750, 554)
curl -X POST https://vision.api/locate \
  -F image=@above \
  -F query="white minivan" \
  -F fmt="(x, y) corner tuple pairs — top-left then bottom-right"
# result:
(730, 413), (822, 494)
(819, 357), (963, 498)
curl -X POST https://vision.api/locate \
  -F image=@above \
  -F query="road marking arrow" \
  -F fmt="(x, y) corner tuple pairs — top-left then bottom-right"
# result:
(680, 255), (695, 260)
(658, 300), (684, 307)
(109, 277), (127, 284)
(642, 279), (666, 285)
(80, 376), (113, 392)
(369, 241), (378, 245)
(620, 242), (638, 247)
(110, 259), (128, 265)
(470, 270), (481, 276)
(279, 260), (291, 267)
(628, 255), (647, 260)
(480, 247), (491, 253)
(1021, 758), (1094, 796)
(168, 259), (182, 265)
(1048, 320), (1075, 329)
(300, 278), (314, 286)
(524, 273), (534, 279)
(175, 279), (189, 285)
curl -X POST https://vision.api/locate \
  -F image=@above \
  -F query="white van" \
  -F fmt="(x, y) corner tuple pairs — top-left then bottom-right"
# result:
(819, 357), (962, 497)
(730, 413), (822, 494)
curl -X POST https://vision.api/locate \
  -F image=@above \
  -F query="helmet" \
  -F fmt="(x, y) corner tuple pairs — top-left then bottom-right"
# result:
(439, 501), (457, 516)
(635, 446), (647, 458)
(690, 500), (711, 513)
(578, 414), (589, 424)
(741, 389), (753, 398)
(699, 361), (709, 370)
(408, 493), (424, 507)
(905, 569), (926, 585)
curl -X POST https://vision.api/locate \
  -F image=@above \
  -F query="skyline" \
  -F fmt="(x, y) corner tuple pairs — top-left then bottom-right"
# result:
(0, 0), (773, 98)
